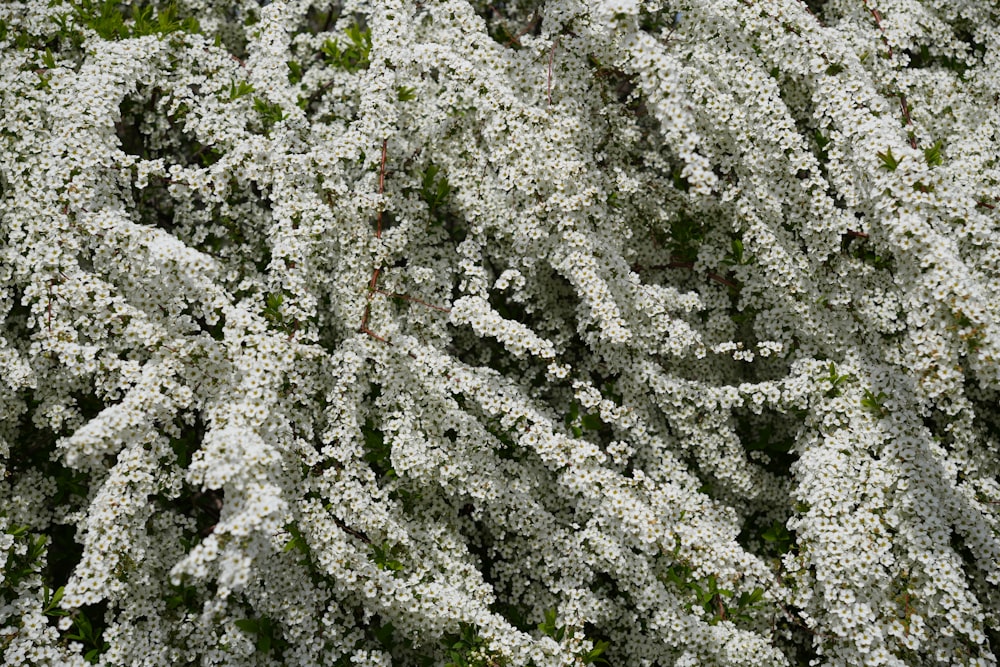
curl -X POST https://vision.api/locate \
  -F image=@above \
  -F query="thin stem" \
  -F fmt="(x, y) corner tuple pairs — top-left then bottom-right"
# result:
(898, 94), (917, 148)
(547, 37), (559, 107)
(376, 138), (387, 238)
(376, 289), (451, 312)
(707, 272), (739, 289)
(506, 10), (540, 48)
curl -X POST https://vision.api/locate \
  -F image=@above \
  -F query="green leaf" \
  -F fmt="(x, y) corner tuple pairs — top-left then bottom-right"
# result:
(362, 419), (395, 480)
(581, 640), (610, 665)
(861, 389), (889, 416)
(287, 60), (303, 84)
(581, 413), (604, 431)
(42, 586), (66, 616)
(370, 541), (405, 572)
(228, 80), (254, 100)
(321, 22), (371, 72)
(234, 619), (258, 633)
(538, 608), (568, 642)
(822, 362), (854, 397)
(283, 523), (309, 556)
(253, 97), (285, 129)
(923, 139), (943, 167)
(397, 85), (416, 101)
(420, 164), (451, 212)
(876, 147), (903, 171)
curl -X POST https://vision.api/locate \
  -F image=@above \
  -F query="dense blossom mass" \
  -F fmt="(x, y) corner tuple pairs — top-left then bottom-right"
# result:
(1, 0), (999, 665)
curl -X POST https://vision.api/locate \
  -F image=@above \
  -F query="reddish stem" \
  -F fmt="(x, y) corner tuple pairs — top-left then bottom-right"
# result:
(707, 272), (739, 289)
(376, 139), (387, 238)
(376, 289), (451, 312)
(898, 95), (917, 148)
(547, 38), (559, 107)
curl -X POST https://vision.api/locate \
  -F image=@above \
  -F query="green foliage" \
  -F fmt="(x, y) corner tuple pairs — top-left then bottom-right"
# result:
(664, 563), (765, 626)
(667, 211), (704, 262)
(860, 389), (889, 417)
(65, 607), (107, 662)
(535, 610), (610, 665)
(420, 164), (452, 216)
(129, 2), (199, 37)
(671, 166), (690, 192)
(287, 60), (303, 85)
(282, 522), (311, 560)
(262, 292), (286, 326)
(369, 541), (405, 574)
(729, 588), (766, 624)
(761, 521), (793, 554)
(3, 524), (47, 588)
(397, 85), (417, 101)
(743, 423), (796, 476)
(235, 615), (286, 654)
(164, 582), (199, 612)
(844, 236), (892, 270)
(814, 130), (831, 163)
(253, 97), (285, 133)
(373, 620), (396, 649)
(601, 380), (623, 406)
(825, 63), (845, 75)
(821, 362), (855, 398)
(564, 402), (607, 438)
(537, 608), (568, 642)
(907, 43), (975, 78)
(482, 417), (521, 460)
(441, 623), (504, 667)
(579, 639), (610, 665)
(40, 587), (107, 663)
(923, 139), (943, 167)
(876, 147), (903, 171)
(362, 418), (395, 480)
(168, 426), (200, 468)
(71, 0), (199, 41)
(722, 238), (753, 266)
(321, 22), (371, 72)
(745, 425), (792, 456)
(41, 48), (57, 69)
(227, 80), (254, 101)
(660, 535), (767, 627)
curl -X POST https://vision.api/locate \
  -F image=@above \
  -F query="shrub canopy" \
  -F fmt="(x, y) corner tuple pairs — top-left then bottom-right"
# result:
(1, 0), (999, 665)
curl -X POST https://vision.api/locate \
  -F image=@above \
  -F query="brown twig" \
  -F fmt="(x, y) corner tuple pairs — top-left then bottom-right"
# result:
(376, 290), (451, 312)
(353, 140), (451, 342)
(861, 0), (893, 59)
(506, 10), (540, 48)
(331, 514), (371, 544)
(707, 272), (739, 289)
(359, 140), (390, 340)
(630, 261), (695, 272)
(898, 94), (917, 149)
(376, 139), (387, 238)
(547, 37), (559, 107)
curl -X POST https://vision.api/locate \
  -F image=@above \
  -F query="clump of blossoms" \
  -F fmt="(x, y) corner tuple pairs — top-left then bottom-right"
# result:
(1, 0), (999, 664)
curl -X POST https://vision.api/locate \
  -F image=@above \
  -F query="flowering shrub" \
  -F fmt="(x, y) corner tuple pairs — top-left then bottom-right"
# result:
(1, 0), (999, 664)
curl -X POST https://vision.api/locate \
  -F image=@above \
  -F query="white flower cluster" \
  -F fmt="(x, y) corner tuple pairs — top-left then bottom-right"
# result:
(1, 0), (999, 665)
